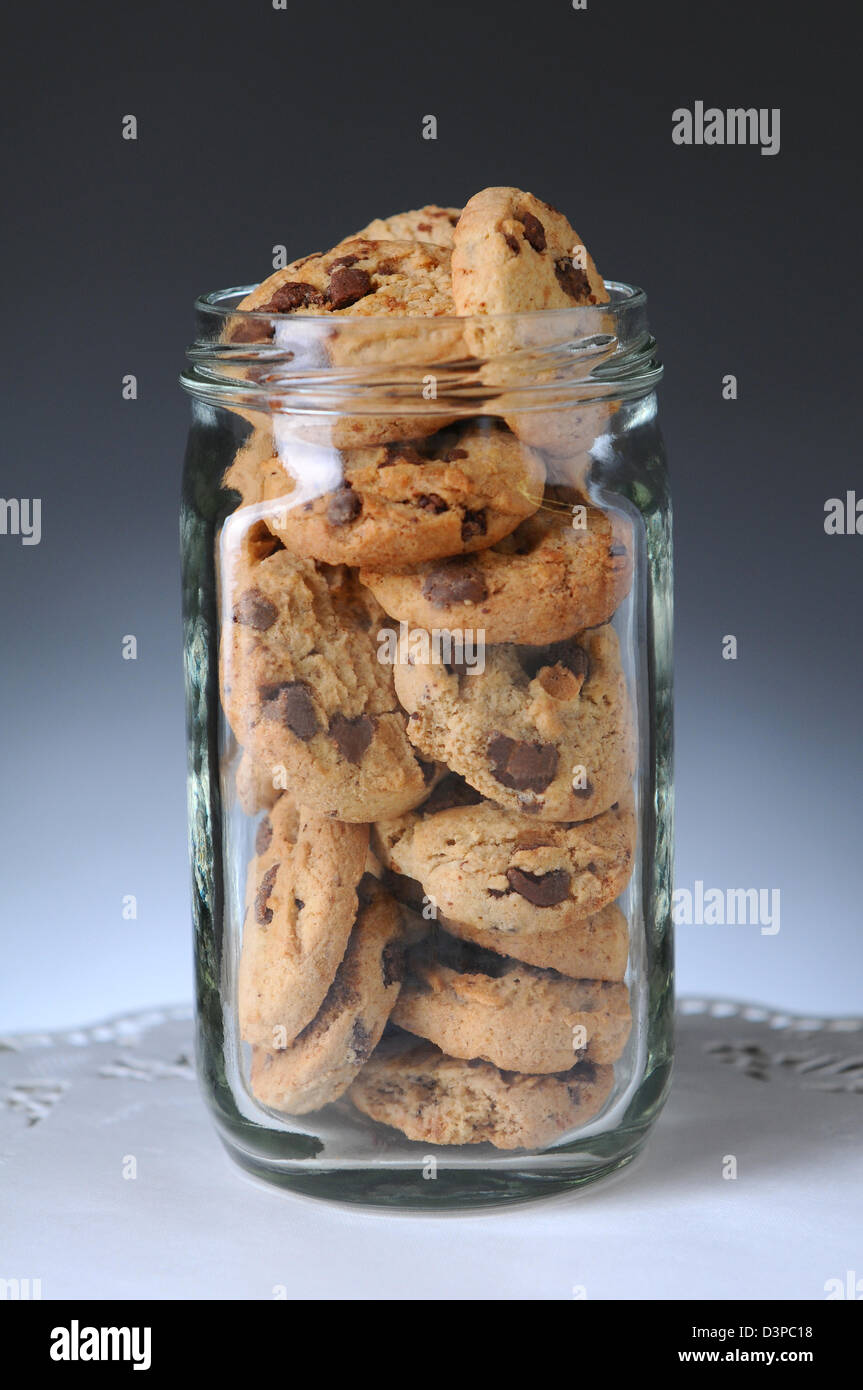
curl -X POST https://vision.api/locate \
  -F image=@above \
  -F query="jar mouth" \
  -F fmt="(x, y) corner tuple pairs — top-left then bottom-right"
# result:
(181, 279), (662, 413)
(192, 278), (645, 326)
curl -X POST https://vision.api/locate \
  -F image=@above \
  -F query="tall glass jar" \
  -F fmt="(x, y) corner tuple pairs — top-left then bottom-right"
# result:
(180, 284), (673, 1208)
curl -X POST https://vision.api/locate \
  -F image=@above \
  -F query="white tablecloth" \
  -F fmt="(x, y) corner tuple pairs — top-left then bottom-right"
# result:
(2, 1000), (860, 1300)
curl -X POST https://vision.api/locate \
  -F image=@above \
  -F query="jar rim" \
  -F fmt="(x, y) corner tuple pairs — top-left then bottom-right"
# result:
(192, 278), (646, 326)
(181, 279), (662, 410)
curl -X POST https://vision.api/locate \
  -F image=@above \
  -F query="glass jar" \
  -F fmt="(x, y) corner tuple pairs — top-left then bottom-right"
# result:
(180, 283), (673, 1209)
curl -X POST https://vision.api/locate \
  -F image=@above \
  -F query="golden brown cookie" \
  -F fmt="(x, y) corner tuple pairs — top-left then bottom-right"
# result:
(393, 931), (631, 1072)
(394, 624), (635, 822)
(349, 1042), (614, 1149)
(237, 799), (369, 1049)
(452, 187), (608, 344)
(440, 902), (629, 981)
(451, 186), (616, 455)
(350, 206), (462, 248)
(220, 523), (434, 821)
(237, 237), (455, 320)
(375, 793), (637, 934)
(249, 878), (405, 1114)
(230, 421), (545, 570)
(361, 496), (632, 644)
(227, 238), (464, 449)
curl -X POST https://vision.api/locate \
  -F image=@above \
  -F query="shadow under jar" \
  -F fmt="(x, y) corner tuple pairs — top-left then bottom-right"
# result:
(180, 284), (673, 1209)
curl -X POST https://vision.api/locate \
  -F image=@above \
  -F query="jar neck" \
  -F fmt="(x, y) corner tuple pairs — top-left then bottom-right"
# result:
(181, 280), (662, 415)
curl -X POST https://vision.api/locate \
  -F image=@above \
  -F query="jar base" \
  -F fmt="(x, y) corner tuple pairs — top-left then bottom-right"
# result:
(220, 1134), (648, 1211)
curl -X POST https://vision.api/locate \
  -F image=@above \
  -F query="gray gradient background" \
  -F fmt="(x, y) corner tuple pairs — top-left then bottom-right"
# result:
(1, 0), (860, 1030)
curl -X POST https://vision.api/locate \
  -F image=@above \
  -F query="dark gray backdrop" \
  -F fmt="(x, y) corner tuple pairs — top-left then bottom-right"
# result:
(2, 0), (860, 1028)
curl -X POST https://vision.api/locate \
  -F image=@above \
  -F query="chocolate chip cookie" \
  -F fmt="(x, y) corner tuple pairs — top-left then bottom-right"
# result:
(351, 206), (462, 248)
(249, 876), (405, 1114)
(375, 794), (636, 934)
(452, 187), (608, 345)
(237, 236), (456, 321)
(450, 186), (616, 455)
(237, 798), (369, 1049)
(221, 523), (434, 821)
(361, 496), (632, 644)
(440, 901), (629, 981)
(393, 930), (631, 1072)
(230, 238), (464, 449)
(349, 1042), (614, 1149)
(394, 624), (635, 822)
(240, 421), (545, 569)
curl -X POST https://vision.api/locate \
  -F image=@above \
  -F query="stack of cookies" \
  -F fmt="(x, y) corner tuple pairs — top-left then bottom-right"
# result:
(222, 187), (637, 1151)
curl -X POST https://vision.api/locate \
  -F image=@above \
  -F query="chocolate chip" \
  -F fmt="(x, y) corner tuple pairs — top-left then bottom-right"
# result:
(329, 712), (374, 764)
(487, 734), (559, 792)
(421, 564), (489, 607)
(441, 448), (469, 462)
(514, 831), (555, 850)
(327, 485), (362, 526)
(416, 493), (448, 514)
(609, 543), (627, 557)
(350, 1020), (374, 1061)
(261, 282), (326, 312)
(503, 232), (521, 255)
(259, 680), (319, 740)
(231, 317), (274, 343)
(381, 941), (405, 989)
(461, 509), (487, 542)
(382, 443), (425, 468)
(519, 210), (547, 252)
(519, 637), (590, 683)
(556, 641), (589, 681)
(255, 816), (273, 856)
(328, 254), (359, 269)
(374, 259), (398, 276)
(254, 863), (279, 924)
(328, 266), (373, 310)
(554, 258), (592, 301)
(233, 588), (278, 630)
(294, 897), (305, 912)
(505, 866), (571, 906)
